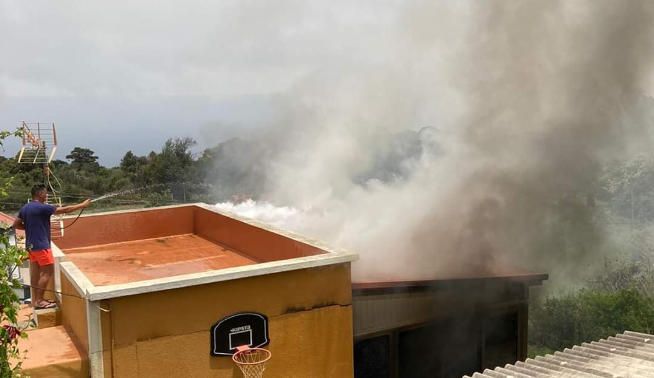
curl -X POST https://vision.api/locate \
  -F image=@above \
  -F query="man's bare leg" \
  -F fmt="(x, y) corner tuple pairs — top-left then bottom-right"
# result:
(29, 261), (42, 307)
(36, 265), (54, 307)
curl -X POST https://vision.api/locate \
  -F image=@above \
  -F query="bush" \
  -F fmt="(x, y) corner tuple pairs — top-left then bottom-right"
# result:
(0, 227), (27, 377)
(529, 287), (654, 357)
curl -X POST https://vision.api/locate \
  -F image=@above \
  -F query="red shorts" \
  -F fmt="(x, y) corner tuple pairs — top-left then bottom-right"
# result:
(29, 249), (54, 266)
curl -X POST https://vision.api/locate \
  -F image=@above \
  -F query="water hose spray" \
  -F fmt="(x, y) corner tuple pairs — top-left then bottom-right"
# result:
(90, 185), (164, 203)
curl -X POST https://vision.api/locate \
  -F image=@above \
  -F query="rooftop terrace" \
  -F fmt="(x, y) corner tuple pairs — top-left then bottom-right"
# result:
(54, 203), (356, 300)
(65, 233), (256, 285)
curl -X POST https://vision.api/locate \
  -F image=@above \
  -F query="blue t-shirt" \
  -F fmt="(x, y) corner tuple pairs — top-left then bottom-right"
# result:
(17, 201), (56, 251)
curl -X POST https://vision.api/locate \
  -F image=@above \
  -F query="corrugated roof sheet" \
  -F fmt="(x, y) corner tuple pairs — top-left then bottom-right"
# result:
(465, 330), (654, 378)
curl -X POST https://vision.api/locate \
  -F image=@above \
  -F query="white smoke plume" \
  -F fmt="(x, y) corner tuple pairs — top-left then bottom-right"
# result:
(215, 199), (298, 228)
(215, 1), (654, 285)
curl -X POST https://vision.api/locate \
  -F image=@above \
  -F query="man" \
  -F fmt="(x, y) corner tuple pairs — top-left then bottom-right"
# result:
(13, 185), (91, 309)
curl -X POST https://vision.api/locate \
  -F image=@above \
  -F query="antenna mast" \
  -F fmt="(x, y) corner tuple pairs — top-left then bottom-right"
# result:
(17, 122), (64, 238)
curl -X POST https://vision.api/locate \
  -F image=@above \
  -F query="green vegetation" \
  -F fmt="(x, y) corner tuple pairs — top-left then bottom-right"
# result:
(529, 285), (654, 357)
(0, 137), (261, 213)
(0, 131), (28, 377)
(0, 230), (27, 377)
(528, 155), (654, 357)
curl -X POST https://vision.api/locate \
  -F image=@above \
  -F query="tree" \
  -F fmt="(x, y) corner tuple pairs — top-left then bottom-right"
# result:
(66, 147), (99, 171)
(144, 138), (197, 196)
(120, 151), (148, 187)
(120, 151), (141, 173)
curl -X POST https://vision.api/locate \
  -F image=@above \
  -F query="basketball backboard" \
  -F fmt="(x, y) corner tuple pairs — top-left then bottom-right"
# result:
(210, 312), (269, 356)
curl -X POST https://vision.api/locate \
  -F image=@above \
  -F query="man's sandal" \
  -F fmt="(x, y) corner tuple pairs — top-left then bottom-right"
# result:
(35, 301), (57, 310)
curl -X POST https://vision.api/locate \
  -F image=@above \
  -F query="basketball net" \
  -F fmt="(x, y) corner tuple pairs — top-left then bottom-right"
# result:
(232, 346), (272, 378)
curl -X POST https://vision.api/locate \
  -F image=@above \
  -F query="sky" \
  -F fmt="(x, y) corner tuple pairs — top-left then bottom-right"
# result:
(0, 1), (402, 165)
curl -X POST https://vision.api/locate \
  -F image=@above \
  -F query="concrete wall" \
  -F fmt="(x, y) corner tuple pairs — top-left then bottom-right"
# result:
(56, 206), (194, 249)
(57, 205), (324, 263)
(60, 272), (88, 354)
(105, 263), (353, 377)
(193, 207), (324, 262)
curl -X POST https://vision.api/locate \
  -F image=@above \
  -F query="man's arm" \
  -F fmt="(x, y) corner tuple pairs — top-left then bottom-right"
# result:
(54, 199), (92, 215)
(12, 217), (24, 230)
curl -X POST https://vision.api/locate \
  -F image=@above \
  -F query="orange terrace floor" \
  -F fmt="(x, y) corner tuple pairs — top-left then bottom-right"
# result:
(65, 233), (257, 285)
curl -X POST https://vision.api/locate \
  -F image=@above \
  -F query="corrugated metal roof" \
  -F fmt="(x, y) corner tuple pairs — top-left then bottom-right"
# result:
(465, 330), (654, 378)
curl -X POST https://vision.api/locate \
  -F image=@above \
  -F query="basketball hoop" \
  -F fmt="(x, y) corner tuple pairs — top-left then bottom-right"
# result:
(232, 345), (271, 378)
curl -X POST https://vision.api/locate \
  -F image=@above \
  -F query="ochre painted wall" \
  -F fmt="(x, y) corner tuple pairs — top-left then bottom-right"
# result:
(23, 361), (89, 378)
(60, 272), (88, 353)
(106, 264), (353, 377)
(113, 306), (351, 378)
(101, 302), (114, 378)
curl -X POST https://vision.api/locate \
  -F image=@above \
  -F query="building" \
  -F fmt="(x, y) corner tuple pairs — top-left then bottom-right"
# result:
(13, 203), (547, 377)
(19, 204), (356, 377)
(352, 274), (547, 377)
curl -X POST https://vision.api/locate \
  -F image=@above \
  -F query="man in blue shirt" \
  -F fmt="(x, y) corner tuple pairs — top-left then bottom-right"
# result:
(13, 185), (91, 309)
